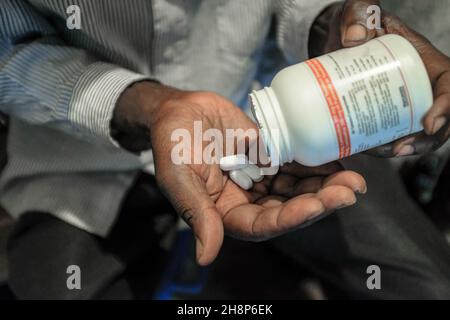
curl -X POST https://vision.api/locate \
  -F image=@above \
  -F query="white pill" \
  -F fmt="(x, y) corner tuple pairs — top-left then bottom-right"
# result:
(242, 164), (264, 182)
(229, 170), (253, 190)
(219, 154), (248, 171)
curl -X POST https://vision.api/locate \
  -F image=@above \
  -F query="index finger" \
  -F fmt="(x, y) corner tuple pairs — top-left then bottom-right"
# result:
(341, 0), (381, 47)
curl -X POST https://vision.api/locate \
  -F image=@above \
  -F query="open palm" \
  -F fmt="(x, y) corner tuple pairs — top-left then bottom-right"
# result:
(151, 91), (366, 265)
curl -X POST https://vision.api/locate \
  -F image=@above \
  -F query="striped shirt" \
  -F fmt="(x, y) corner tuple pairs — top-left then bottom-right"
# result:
(0, 0), (333, 236)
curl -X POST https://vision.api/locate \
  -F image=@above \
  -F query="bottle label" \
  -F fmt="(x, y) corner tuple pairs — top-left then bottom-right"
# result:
(306, 38), (415, 158)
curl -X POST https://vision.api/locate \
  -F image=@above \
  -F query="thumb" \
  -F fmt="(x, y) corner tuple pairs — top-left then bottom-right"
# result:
(157, 169), (224, 266)
(341, 0), (381, 47)
(191, 202), (224, 266)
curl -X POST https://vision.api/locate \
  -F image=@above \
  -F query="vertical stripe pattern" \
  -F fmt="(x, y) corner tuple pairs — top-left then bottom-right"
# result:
(0, 0), (335, 236)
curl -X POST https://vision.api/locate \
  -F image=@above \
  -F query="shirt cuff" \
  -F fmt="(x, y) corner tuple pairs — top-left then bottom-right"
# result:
(277, 0), (339, 63)
(64, 62), (150, 145)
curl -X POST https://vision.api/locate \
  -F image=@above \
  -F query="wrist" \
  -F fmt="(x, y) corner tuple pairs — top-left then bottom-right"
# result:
(111, 81), (184, 153)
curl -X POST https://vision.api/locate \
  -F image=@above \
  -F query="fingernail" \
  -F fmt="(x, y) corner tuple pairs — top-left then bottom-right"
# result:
(356, 185), (367, 194)
(306, 206), (326, 221)
(337, 198), (357, 209)
(344, 24), (368, 44)
(432, 116), (447, 135)
(396, 145), (415, 157)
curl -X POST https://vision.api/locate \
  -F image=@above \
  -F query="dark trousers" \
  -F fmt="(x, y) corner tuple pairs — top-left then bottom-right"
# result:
(6, 158), (450, 300)
(272, 155), (450, 299)
(7, 174), (177, 299)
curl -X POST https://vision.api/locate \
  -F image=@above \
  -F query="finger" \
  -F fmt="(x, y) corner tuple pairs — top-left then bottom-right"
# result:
(224, 195), (325, 241)
(246, 185), (357, 239)
(365, 133), (419, 158)
(341, 0), (381, 47)
(269, 195), (325, 233)
(290, 172), (366, 196)
(269, 173), (298, 198)
(323, 171), (367, 194)
(423, 80), (450, 136)
(365, 134), (419, 158)
(291, 176), (325, 196)
(316, 185), (357, 210)
(255, 195), (287, 208)
(364, 142), (396, 158)
(271, 170), (366, 197)
(216, 177), (255, 212)
(156, 169), (224, 266)
(270, 161), (344, 196)
(365, 130), (447, 158)
(392, 127), (450, 157)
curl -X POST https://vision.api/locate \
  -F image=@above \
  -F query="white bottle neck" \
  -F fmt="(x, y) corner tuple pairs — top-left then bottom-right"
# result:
(249, 87), (292, 166)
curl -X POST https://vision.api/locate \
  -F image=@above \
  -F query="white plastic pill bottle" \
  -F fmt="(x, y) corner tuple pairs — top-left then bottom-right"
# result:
(250, 34), (433, 167)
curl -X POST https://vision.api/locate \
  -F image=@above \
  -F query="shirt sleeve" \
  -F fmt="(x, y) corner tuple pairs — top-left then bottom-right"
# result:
(275, 0), (339, 63)
(0, 0), (150, 144)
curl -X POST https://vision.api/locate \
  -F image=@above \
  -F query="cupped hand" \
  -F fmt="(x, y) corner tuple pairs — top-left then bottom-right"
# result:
(146, 88), (366, 265)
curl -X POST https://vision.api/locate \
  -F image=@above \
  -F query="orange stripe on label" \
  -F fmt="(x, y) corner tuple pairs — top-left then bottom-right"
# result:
(306, 59), (352, 158)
